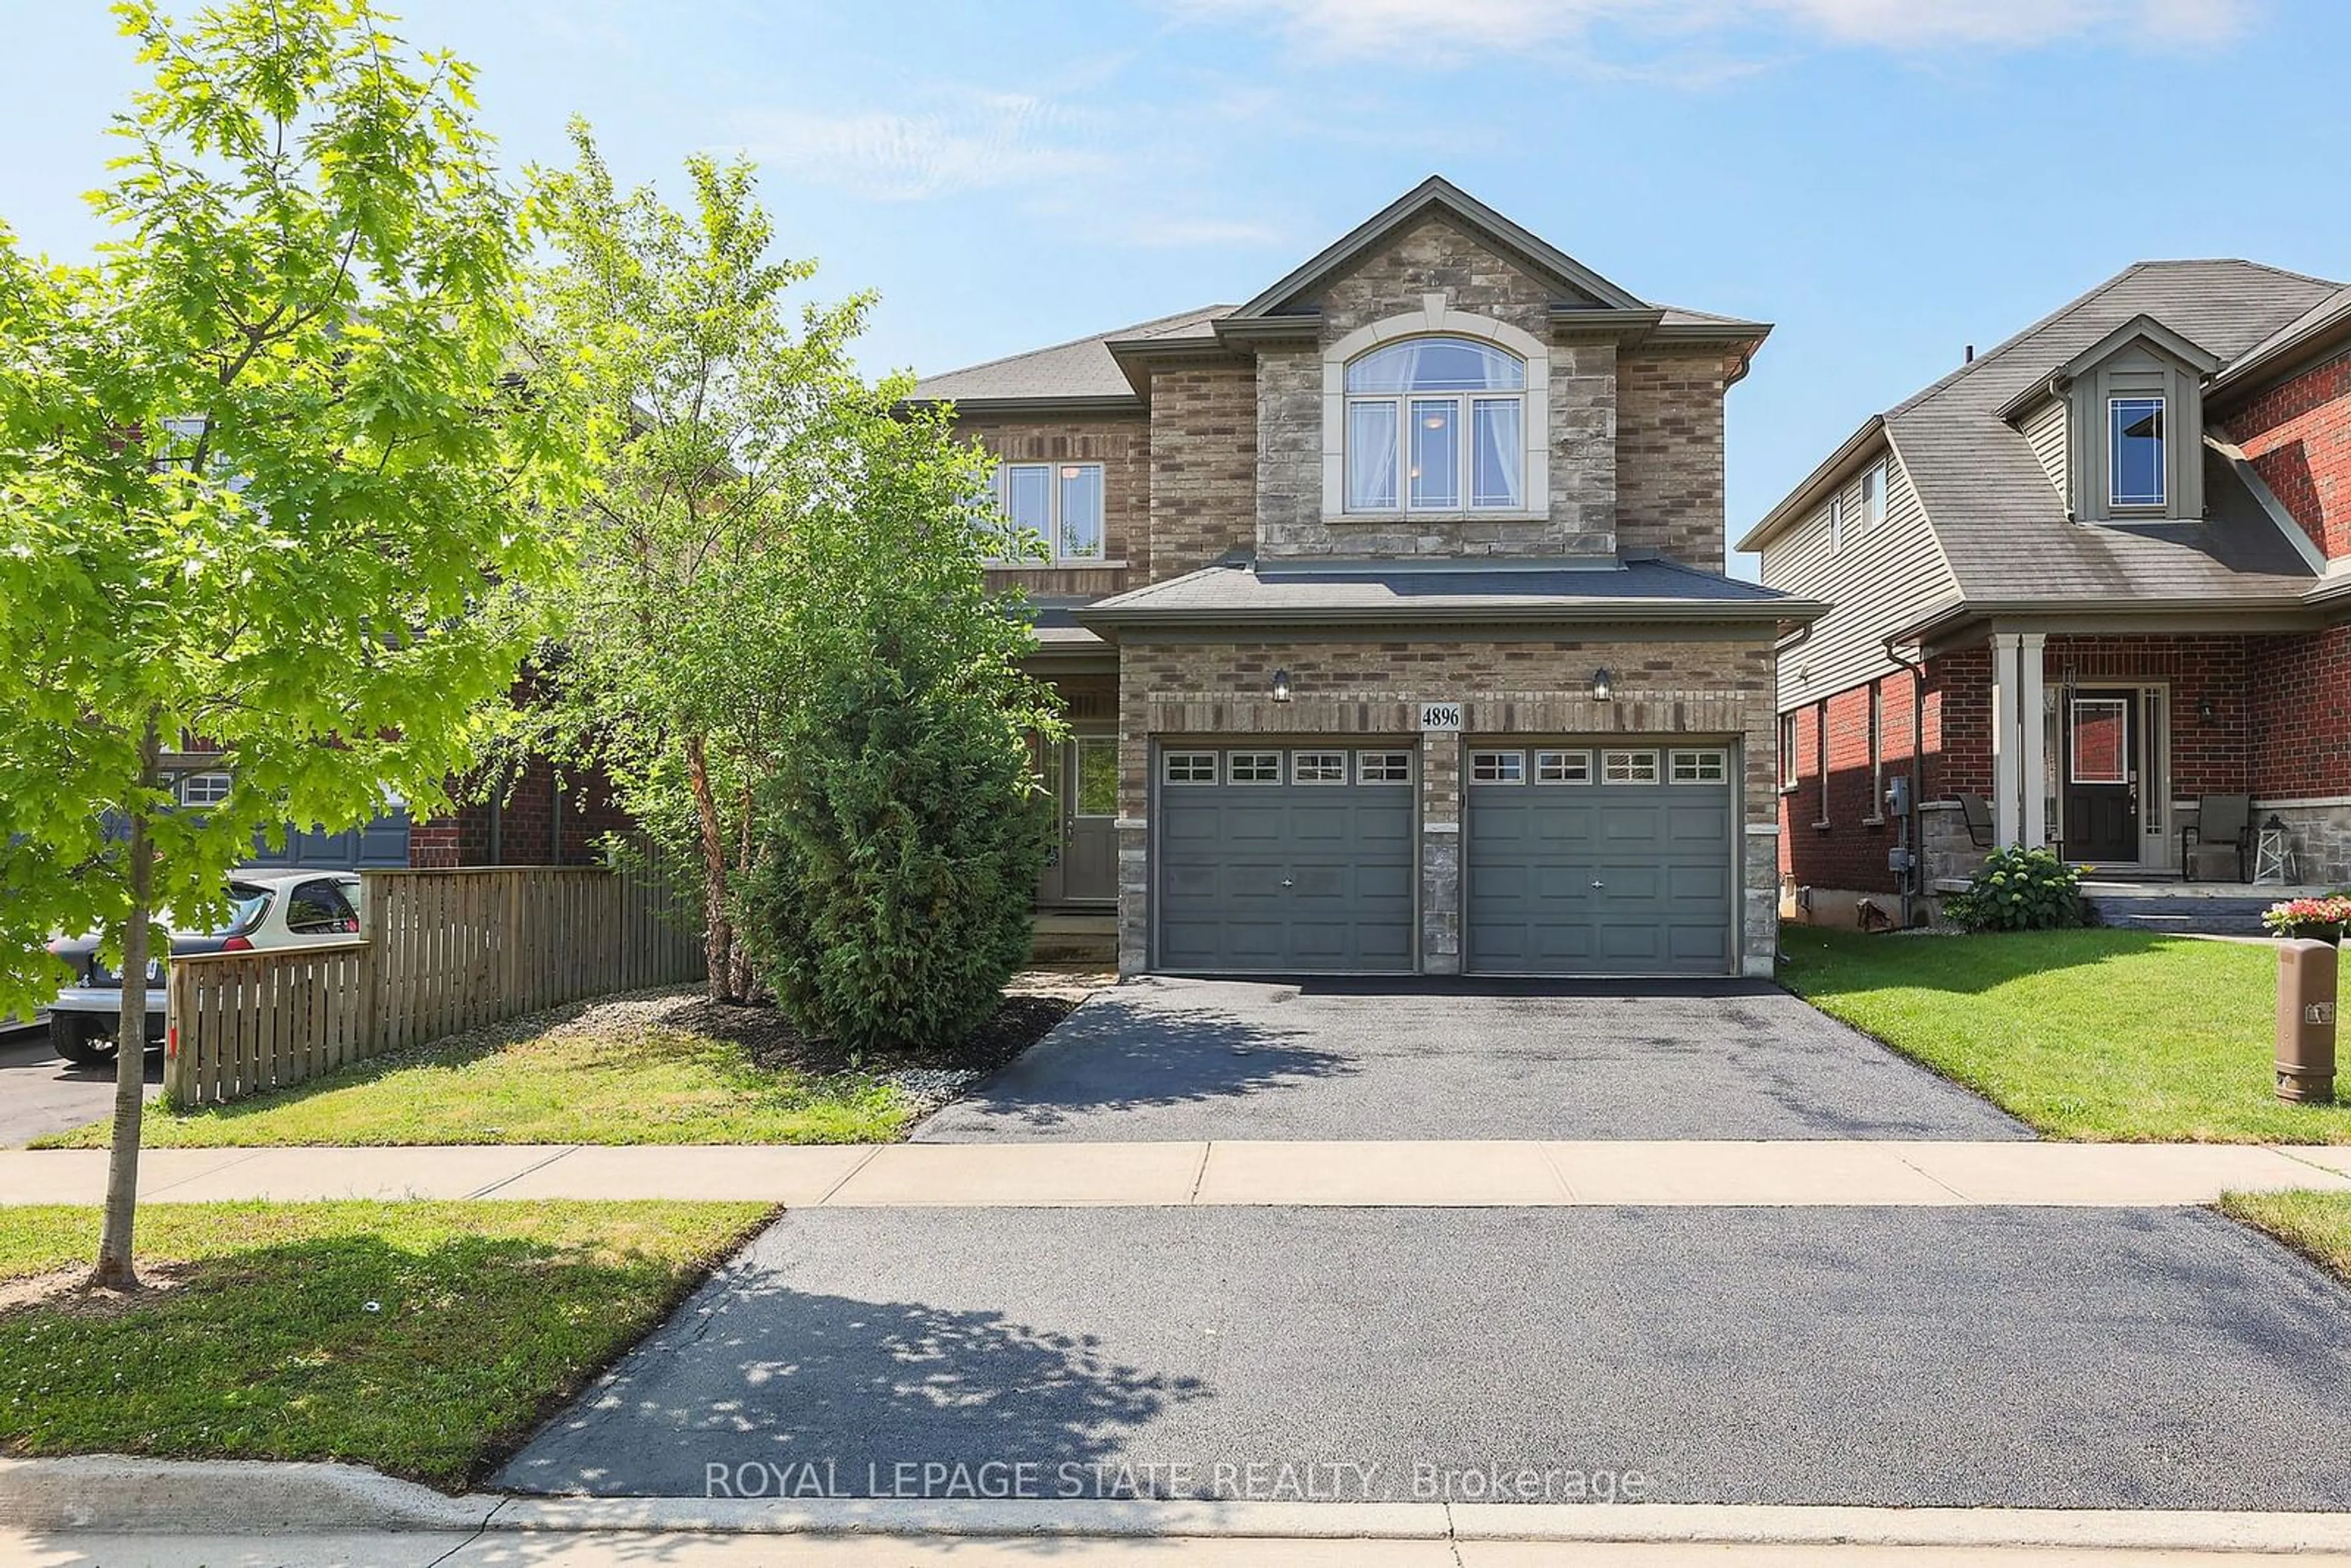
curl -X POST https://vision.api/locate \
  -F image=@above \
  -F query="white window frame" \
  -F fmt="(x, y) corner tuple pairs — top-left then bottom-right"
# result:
(1292, 750), (1347, 785)
(1780, 712), (1800, 790)
(2107, 395), (2166, 509)
(1603, 749), (1659, 784)
(1163, 751), (1218, 786)
(1861, 461), (1887, 533)
(179, 771), (233, 807)
(1535, 749), (1593, 784)
(988, 460), (1108, 565)
(1227, 751), (1283, 786)
(1470, 749), (1526, 784)
(1828, 493), (1847, 555)
(1321, 308), (1550, 520)
(1668, 749), (1726, 784)
(1355, 751), (1412, 784)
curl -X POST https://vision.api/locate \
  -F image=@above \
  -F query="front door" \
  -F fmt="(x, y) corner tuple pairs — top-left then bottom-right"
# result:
(2063, 689), (2139, 863)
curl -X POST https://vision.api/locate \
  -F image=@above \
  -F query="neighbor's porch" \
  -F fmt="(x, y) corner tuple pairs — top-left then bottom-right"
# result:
(1961, 630), (2327, 880)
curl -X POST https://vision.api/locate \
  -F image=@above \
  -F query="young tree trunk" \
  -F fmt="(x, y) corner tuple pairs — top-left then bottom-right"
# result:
(684, 733), (737, 1001)
(90, 719), (161, 1292)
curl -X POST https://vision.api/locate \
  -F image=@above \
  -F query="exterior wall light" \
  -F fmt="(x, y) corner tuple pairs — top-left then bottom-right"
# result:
(1271, 669), (1293, 703)
(1591, 668), (1614, 702)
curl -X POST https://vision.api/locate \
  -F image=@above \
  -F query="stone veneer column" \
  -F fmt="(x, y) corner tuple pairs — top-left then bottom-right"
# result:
(1420, 730), (1462, 974)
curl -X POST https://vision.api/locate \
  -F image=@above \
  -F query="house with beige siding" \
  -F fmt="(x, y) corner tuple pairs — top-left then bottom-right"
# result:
(906, 178), (1823, 978)
(1744, 260), (2351, 926)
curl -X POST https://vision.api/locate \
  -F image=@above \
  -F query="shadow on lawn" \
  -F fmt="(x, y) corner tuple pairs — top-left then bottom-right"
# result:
(498, 1269), (1210, 1501)
(0, 1227), (726, 1491)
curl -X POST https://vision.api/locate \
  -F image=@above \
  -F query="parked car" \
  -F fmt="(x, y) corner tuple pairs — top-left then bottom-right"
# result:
(45, 869), (367, 1065)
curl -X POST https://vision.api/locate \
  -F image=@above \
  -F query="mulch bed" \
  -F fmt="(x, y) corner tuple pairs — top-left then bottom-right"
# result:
(657, 988), (1081, 1077)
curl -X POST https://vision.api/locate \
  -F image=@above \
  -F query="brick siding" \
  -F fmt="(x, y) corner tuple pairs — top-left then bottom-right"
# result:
(964, 411), (1151, 594)
(1146, 363), (1258, 584)
(2222, 348), (2351, 561)
(1783, 631), (2351, 893)
(1616, 346), (1735, 569)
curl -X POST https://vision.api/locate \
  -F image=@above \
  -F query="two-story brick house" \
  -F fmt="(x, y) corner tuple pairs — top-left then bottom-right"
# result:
(1744, 260), (2351, 922)
(907, 178), (1823, 978)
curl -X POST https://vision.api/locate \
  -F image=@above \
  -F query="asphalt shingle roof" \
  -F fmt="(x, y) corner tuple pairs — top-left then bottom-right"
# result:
(906, 306), (1230, 405)
(1879, 260), (2338, 606)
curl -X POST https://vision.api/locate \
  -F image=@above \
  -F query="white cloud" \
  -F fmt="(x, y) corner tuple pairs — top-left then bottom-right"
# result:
(729, 78), (1298, 255)
(1164, 0), (2255, 61)
(735, 90), (1112, 201)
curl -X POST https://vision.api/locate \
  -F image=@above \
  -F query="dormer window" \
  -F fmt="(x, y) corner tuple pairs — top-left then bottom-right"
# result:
(2108, 396), (2165, 509)
(1343, 336), (1526, 513)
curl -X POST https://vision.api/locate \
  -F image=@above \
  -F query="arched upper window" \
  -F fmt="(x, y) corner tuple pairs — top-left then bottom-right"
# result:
(1343, 336), (1526, 513)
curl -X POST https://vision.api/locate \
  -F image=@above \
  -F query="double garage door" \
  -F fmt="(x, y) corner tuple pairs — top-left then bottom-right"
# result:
(1154, 740), (1733, 977)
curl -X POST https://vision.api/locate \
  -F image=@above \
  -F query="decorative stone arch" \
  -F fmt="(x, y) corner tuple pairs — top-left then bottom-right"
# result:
(1320, 293), (1551, 519)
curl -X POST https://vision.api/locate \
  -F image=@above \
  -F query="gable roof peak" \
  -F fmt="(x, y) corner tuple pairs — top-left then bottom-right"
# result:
(1230, 174), (1649, 320)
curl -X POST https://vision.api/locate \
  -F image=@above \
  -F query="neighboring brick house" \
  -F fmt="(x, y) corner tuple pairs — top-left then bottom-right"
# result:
(1742, 260), (2351, 923)
(906, 178), (1823, 978)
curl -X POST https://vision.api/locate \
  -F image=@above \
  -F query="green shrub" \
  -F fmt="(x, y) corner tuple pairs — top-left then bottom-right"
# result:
(734, 656), (1056, 1060)
(1943, 846), (2087, 932)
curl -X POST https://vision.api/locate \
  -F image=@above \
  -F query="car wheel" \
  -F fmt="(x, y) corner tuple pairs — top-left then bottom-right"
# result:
(50, 1013), (118, 1067)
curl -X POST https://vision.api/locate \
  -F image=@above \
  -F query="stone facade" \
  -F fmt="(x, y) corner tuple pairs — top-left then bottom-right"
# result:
(1112, 635), (1782, 976)
(1253, 214), (1620, 561)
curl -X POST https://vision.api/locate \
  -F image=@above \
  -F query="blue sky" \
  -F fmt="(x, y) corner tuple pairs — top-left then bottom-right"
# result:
(4, 1), (2345, 576)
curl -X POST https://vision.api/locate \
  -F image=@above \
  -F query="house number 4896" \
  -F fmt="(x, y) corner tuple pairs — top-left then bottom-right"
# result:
(1419, 702), (1464, 732)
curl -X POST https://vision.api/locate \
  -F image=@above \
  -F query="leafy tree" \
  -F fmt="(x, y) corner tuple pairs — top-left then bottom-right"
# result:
(0, 0), (575, 1288)
(734, 411), (1060, 1056)
(515, 123), (899, 1001)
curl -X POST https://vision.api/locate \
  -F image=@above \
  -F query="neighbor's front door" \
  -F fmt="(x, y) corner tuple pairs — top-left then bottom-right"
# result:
(1036, 735), (1119, 905)
(2063, 689), (2139, 863)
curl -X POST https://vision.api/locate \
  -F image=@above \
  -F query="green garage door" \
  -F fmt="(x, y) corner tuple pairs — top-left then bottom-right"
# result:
(1157, 744), (1415, 974)
(1466, 743), (1735, 977)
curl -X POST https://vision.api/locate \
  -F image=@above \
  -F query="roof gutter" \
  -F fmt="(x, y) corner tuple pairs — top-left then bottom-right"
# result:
(1078, 598), (1830, 636)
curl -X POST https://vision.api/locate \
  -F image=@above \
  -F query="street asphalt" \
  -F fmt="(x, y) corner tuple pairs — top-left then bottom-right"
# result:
(913, 977), (2030, 1142)
(498, 1204), (2351, 1509)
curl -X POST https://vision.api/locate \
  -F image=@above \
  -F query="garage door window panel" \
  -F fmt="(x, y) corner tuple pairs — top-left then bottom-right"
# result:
(1356, 751), (1412, 784)
(1535, 750), (1592, 784)
(1228, 752), (1282, 785)
(1471, 750), (1526, 784)
(1292, 751), (1347, 784)
(1164, 752), (1218, 785)
(1602, 749), (1659, 784)
(1670, 749), (1727, 784)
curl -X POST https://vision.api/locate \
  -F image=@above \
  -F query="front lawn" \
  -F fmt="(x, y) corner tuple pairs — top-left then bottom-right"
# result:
(35, 980), (1084, 1149)
(2221, 1190), (2351, 1280)
(1780, 926), (2351, 1144)
(0, 1199), (769, 1488)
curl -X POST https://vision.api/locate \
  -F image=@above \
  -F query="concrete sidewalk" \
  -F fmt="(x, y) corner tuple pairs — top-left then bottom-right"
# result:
(12, 1531), (2351, 1564)
(4, 1138), (2348, 1207)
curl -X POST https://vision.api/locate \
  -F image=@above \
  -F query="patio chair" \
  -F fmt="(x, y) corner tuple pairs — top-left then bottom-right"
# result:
(1955, 792), (1995, 848)
(2181, 793), (2254, 883)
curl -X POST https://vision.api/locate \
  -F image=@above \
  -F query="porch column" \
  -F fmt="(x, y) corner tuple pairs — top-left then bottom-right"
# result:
(1989, 632), (2025, 847)
(2019, 632), (2049, 849)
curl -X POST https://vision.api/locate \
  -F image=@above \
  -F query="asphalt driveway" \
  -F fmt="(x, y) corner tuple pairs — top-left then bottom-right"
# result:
(0, 1022), (154, 1147)
(915, 977), (2028, 1142)
(500, 1204), (2351, 1508)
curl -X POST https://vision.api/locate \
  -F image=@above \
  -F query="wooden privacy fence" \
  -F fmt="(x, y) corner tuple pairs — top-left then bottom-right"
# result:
(163, 865), (703, 1108)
